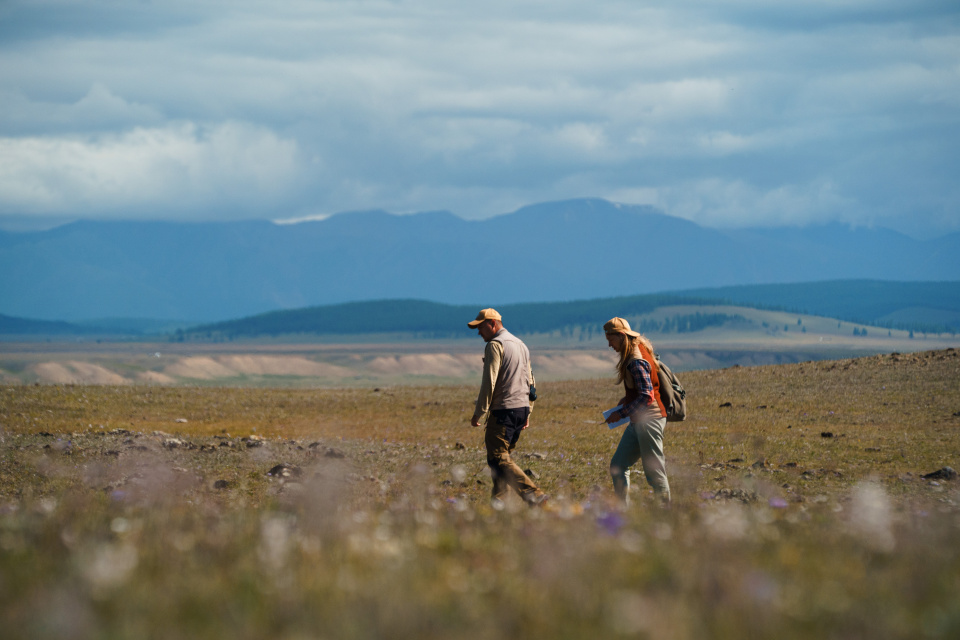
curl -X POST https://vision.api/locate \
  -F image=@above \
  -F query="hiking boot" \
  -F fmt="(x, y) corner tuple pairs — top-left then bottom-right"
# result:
(527, 493), (549, 507)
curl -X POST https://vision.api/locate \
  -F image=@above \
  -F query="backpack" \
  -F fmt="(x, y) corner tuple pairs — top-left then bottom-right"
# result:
(655, 355), (687, 422)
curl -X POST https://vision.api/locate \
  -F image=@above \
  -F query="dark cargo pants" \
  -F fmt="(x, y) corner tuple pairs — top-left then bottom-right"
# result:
(484, 407), (544, 503)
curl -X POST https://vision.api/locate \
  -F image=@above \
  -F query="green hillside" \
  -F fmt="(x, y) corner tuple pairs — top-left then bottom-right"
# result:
(180, 280), (959, 341)
(179, 294), (731, 341)
(0, 313), (93, 336)
(677, 280), (960, 333)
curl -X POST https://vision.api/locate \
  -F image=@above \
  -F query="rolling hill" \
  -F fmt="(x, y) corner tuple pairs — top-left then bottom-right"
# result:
(182, 281), (960, 339)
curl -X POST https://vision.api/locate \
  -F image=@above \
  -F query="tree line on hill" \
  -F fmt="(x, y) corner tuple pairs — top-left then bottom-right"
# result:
(176, 280), (960, 342)
(176, 295), (751, 341)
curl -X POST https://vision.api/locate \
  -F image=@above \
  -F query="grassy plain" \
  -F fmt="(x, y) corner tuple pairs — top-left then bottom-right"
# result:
(1, 349), (959, 639)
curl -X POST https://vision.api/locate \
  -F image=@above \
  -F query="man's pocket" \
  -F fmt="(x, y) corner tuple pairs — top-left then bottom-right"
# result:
(492, 408), (530, 447)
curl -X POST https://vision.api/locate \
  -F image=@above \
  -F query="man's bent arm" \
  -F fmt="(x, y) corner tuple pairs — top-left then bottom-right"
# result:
(472, 340), (503, 424)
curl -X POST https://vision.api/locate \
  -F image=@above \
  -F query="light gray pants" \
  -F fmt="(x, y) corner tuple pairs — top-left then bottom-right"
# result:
(610, 407), (670, 503)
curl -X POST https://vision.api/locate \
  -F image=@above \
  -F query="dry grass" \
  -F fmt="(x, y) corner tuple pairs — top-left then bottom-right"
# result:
(1, 349), (959, 639)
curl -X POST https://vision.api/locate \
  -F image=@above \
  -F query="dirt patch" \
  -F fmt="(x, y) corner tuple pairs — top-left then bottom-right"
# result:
(164, 355), (354, 380)
(164, 357), (236, 380)
(217, 355), (354, 377)
(31, 361), (130, 385)
(136, 371), (177, 385)
(368, 353), (477, 377)
(663, 350), (729, 371)
(533, 352), (613, 377)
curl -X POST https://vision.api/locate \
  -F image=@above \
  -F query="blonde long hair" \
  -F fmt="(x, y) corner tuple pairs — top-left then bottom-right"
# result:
(607, 331), (655, 385)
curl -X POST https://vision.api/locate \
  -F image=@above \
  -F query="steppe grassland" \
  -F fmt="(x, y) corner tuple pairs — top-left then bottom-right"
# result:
(1, 350), (959, 639)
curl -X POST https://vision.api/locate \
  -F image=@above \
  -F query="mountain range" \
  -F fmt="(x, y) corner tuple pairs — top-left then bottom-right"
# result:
(2, 198), (958, 323)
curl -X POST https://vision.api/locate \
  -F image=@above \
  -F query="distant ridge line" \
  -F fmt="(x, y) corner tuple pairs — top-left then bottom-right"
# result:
(2, 198), (958, 322)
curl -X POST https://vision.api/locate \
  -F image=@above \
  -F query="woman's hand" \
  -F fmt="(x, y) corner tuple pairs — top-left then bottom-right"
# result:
(605, 411), (620, 424)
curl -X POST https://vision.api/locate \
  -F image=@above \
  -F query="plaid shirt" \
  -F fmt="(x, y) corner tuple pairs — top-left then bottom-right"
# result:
(617, 357), (656, 419)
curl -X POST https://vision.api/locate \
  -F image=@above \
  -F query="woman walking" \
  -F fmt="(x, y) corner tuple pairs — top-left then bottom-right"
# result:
(603, 317), (671, 504)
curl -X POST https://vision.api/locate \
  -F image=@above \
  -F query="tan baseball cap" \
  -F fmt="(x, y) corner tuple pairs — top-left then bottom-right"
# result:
(603, 316), (640, 337)
(468, 308), (502, 328)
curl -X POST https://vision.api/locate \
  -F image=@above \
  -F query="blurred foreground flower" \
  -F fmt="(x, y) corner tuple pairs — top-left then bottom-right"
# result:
(847, 481), (895, 552)
(258, 515), (294, 572)
(81, 542), (139, 592)
(702, 504), (749, 541)
(596, 512), (625, 536)
(768, 497), (788, 508)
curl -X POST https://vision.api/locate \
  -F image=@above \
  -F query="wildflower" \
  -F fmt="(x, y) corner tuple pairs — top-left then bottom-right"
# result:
(596, 512), (625, 536)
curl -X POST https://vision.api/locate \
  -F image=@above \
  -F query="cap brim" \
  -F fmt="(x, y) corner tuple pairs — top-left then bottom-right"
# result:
(606, 328), (641, 338)
(467, 320), (484, 328)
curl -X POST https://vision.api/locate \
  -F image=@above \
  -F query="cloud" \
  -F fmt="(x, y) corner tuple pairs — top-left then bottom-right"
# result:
(652, 178), (861, 229)
(0, 0), (957, 235)
(1, 84), (164, 135)
(0, 121), (302, 218)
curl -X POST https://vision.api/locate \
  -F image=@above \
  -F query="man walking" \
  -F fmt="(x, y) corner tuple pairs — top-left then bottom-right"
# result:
(468, 308), (547, 506)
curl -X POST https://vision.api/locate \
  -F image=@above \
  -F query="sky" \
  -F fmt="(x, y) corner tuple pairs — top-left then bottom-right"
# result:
(0, 0), (958, 237)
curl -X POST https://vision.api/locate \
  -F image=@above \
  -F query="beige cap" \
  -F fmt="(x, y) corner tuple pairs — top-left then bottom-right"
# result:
(468, 308), (502, 328)
(603, 316), (640, 337)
